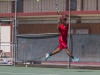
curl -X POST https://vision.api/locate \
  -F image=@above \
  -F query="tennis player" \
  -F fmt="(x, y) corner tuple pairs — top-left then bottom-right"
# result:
(45, 16), (79, 62)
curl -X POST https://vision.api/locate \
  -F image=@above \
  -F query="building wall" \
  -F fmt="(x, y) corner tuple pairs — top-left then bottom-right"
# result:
(0, 1), (12, 13)
(0, 0), (99, 13)
(23, 0), (66, 12)
(77, 0), (82, 11)
(77, 0), (97, 11)
(71, 23), (100, 34)
(18, 24), (58, 34)
(17, 23), (100, 34)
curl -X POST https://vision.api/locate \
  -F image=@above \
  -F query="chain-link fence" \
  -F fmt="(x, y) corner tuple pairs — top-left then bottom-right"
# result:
(13, 0), (100, 67)
(16, 16), (100, 66)
(0, 0), (99, 67)
(70, 16), (100, 63)
(0, 43), (13, 65)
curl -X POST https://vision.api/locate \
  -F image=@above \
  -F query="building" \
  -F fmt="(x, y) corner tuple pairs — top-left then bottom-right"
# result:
(0, 0), (100, 61)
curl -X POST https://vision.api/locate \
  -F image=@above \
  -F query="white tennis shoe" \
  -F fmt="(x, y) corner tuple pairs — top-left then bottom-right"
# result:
(72, 57), (79, 62)
(45, 53), (50, 60)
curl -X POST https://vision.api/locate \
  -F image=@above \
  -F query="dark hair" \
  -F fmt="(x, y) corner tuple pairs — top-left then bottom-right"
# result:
(59, 16), (67, 21)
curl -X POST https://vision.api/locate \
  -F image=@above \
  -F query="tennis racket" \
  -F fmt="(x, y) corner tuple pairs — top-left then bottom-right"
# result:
(55, 4), (59, 15)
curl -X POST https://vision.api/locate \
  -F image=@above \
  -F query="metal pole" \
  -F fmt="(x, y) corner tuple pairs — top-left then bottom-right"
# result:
(14, 0), (18, 66)
(12, 20), (15, 66)
(0, 23), (1, 50)
(68, 0), (71, 69)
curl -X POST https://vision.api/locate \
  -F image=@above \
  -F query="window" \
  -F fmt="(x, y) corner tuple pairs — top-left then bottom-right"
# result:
(12, 0), (23, 12)
(96, 0), (98, 10)
(71, 0), (77, 11)
(75, 29), (89, 34)
(66, 0), (77, 11)
(1, 21), (10, 25)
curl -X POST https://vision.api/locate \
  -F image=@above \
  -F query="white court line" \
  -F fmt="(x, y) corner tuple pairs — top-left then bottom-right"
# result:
(0, 72), (60, 75)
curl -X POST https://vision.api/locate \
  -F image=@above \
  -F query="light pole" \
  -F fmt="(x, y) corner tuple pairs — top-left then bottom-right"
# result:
(68, 0), (71, 69)
(14, 0), (18, 66)
(0, 21), (1, 50)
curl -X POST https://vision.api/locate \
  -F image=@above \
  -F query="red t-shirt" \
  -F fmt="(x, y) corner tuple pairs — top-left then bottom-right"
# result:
(58, 23), (69, 49)
(59, 23), (69, 41)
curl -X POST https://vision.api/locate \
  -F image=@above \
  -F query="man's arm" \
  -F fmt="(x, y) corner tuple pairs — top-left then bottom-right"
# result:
(57, 21), (60, 30)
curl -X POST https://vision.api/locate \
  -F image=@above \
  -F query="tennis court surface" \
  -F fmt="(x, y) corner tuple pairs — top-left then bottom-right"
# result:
(0, 66), (100, 75)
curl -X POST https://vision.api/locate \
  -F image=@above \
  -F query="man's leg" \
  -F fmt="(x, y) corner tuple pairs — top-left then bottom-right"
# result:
(50, 48), (61, 56)
(65, 48), (79, 62)
(45, 48), (61, 60)
(65, 48), (74, 58)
